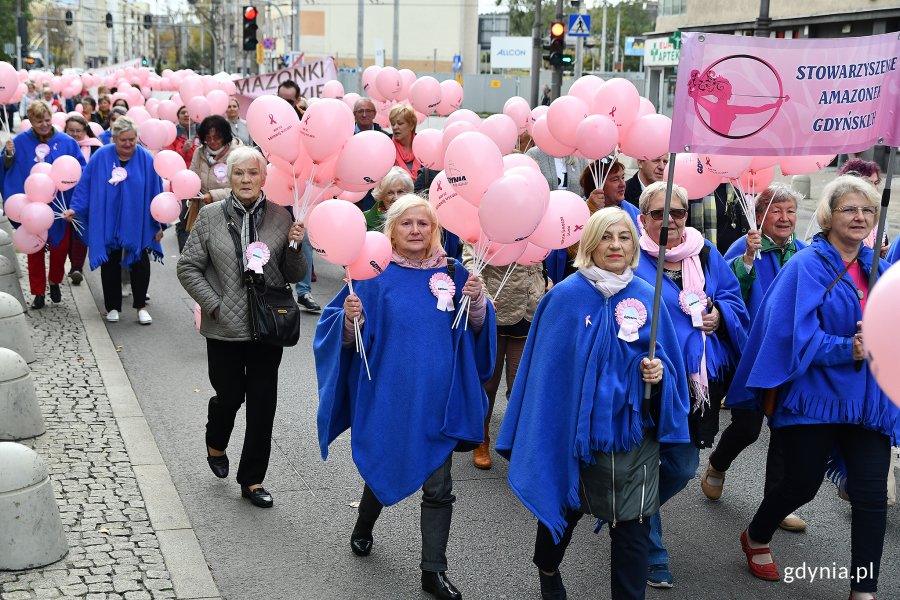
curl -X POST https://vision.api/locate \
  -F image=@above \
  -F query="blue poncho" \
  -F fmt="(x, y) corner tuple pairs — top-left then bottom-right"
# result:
(69, 144), (164, 269)
(727, 235), (899, 441)
(724, 235), (807, 322)
(495, 273), (690, 541)
(633, 240), (749, 383)
(314, 260), (497, 506)
(886, 239), (900, 265)
(2, 130), (85, 246)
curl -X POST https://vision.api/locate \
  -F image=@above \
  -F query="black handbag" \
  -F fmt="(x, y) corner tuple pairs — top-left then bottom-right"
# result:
(225, 206), (301, 347)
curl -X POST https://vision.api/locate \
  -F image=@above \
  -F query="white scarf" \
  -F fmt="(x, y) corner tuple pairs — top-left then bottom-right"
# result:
(578, 265), (633, 298)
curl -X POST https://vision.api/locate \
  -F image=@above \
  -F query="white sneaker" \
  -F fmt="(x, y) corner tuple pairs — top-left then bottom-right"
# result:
(122, 283), (132, 297)
(137, 309), (152, 325)
(106, 310), (120, 322)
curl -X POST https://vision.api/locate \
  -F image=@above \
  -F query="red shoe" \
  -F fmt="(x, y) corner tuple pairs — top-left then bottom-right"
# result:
(741, 529), (781, 581)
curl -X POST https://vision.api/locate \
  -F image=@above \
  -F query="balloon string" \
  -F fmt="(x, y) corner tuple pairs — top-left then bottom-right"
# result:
(344, 267), (371, 380)
(493, 263), (516, 299)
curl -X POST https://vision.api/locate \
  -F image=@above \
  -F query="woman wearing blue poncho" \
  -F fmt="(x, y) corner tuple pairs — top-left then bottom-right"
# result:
(314, 194), (496, 600)
(731, 176), (897, 599)
(496, 207), (689, 600)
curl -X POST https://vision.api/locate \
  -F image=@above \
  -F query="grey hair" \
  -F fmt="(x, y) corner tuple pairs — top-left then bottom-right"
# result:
(639, 180), (688, 214)
(815, 174), (880, 232)
(225, 146), (268, 179)
(353, 98), (376, 112)
(110, 115), (138, 139)
(372, 167), (414, 203)
(110, 106), (128, 118)
(754, 183), (801, 218)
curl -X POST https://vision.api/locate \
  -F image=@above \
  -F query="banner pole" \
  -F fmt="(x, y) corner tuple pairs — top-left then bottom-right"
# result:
(644, 153), (678, 402)
(868, 145), (895, 290)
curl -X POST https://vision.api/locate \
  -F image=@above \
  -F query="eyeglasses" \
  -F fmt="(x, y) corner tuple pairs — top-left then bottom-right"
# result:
(354, 109), (376, 115)
(836, 205), (876, 217)
(646, 208), (688, 221)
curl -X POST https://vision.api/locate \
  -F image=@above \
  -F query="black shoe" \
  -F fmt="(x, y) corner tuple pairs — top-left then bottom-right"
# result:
(297, 292), (322, 313)
(49, 284), (61, 303)
(350, 523), (374, 557)
(421, 571), (462, 600)
(31, 295), (45, 310)
(206, 452), (229, 479)
(241, 485), (273, 508)
(68, 270), (83, 286)
(539, 570), (567, 600)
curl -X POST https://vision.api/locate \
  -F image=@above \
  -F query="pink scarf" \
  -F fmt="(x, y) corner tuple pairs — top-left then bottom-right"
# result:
(391, 245), (447, 269)
(78, 137), (102, 163)
(640, 226), (710, 411)
(393, 134), (422, 180)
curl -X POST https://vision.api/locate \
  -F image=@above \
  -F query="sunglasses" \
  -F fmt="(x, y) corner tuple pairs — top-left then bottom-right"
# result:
(646, 208), (688, 221)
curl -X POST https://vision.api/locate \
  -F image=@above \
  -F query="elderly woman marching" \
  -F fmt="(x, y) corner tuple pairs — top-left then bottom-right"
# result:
(633, 181), (749, 589)
(496, 207), (690, 600)
(362, 166), (414, 232)
(177, 146), (307, 508)
(314, 194), (496, 600)
(729, 176), (897, 600)
(701, 184), (808, 531)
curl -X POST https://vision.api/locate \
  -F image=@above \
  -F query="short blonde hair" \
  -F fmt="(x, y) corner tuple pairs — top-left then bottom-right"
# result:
(639, 181), (688, 214)
(372, 167), (414, 204)
(110, 115), (138, 139)
(226, 146), (268, 179)
(815, 175), (880, 232)
(573, 207), (641, 270)
(388, 104), (417, 129)
(26, 100), (52, 122)
(382, 194), (442, 254)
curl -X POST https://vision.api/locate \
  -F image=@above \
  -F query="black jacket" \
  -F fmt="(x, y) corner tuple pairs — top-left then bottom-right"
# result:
(624, 172), (643, 208)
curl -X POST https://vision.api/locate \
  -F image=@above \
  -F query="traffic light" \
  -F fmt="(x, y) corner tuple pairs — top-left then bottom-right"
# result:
(141, 56), (148, 67)
(544, 21), (567, 67)
(65, 10), (73, 26)
(242, 6), (259, 52)
(143, 14), (152, 30)
(105, 12), (113, 29)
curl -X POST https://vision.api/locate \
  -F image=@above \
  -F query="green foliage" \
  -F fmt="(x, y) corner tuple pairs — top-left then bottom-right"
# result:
(0, 0), (32, 67)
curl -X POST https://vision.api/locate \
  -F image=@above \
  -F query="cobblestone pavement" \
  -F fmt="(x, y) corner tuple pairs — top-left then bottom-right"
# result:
(0, 259), (176, 600)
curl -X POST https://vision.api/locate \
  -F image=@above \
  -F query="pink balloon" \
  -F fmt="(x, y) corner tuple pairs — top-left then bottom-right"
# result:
(88, 122), (103, 137)
(24, 173), (56, 204)
(346, 231), (392, 281)
(479, 114), (518, 155)
(0, 61), (18, 103)
(139, 119), (168, 152)
(547, 95), (589, 148)
(187, 96), (211, 123)
(375, 67), (402, 101)
(342, 92), (361, 111)
(157, 100), (180, 123)
(637, 97), (657, 118)
(19, 119), (30, 132)
(863, 263), (900, 405)
(179, 75), (204, 102)
(503, 96), (531, 134)
(12, 227), (46, 254)
(307, 200), (367, 265)
(247, 95), (303, 163)
(397, 69), (416, 100)
(505, 166), (549, 213)
(478, 174), (545, 243)
(154, 150), (186, 180)
(171, 169), (202, 198)
(50, 155), (82, 191)
(162, 120), (178, 146)
(338, 189), (367, 203)
(262, 164), (299, 206)
(300, 98), (354, 163)
(749, 156), (780, 171)
(502, 153), (540, 172)
(592, 78), (640, 132)
(362, 66), (384, 101)
(302, 153), (339, 187)
(51, 112), (67, 130)
(441, 121), (477, 161)
(576, 115), (618, 160)
(531, 115), (575, 158)
(474, 238), (528, 267)
(3, 193), (27, 222)
(779, 155), (836, 175)
(517, 242), (551, 266)
(206, 89), (229, 115)
(429, 171), (480, 244)
(445, 109), (481, 129)
(412, 128), (444, 170)
(322, 80), (345, 100)
(567, 75), (604, 106)
(31, 163), (52, 176)
(408, 76), (442, 115)
(736, 166), (776, 193)
(663, 153), (722, 199)
(699, 154), (752, 178)
(436, 80), (464, 116)
(619, 114), (672, 161)
(334, 130), (396, 189)
(529, 190), (591, 249)
(150, 192), (181, 223)
(20, 202), (54, 234)
(443, 132), (504, 206)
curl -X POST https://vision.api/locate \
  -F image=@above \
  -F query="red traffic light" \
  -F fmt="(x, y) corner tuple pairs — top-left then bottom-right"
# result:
(550, 22), (565, 38)
(244, 6), (258, 20)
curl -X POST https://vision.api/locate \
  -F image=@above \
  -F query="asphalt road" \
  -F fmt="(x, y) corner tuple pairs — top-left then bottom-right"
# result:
(84, 230), (900, 600)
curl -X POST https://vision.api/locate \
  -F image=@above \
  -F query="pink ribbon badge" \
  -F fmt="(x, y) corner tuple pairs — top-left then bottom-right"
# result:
(615, 298), (648, 342)
(34, 143), (50, 162)
(679, 289), (708, 328)
(245, 241), (270, 274)
(268, 114), (277, 125)
(108, 166), (128, 185)
(429, 272), (456, 312)
(213, 163), (227, 184)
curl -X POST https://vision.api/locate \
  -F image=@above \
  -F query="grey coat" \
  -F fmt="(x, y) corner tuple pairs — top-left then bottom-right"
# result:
(177, 195), (307, 341)
(526, 147), (589, 198)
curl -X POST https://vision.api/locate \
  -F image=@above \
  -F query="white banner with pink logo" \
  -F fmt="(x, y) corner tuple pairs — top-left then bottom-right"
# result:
(233, 57), (338, 104)
(669, 32), (900, 155)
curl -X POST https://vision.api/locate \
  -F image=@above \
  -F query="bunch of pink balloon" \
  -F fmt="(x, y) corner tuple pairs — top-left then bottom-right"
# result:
(863, 263), (900, 407)
(149, 150), (192, 223)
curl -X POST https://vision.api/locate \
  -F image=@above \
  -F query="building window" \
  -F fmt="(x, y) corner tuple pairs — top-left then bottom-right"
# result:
(659, 0), (685, 16)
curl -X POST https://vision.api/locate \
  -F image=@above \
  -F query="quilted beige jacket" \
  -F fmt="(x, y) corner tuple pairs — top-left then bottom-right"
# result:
(462, 243), (545, 327)
(177, 196), (307, 341)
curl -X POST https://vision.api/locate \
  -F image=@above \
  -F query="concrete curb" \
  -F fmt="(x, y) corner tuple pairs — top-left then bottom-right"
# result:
(70, 279), (222, 600)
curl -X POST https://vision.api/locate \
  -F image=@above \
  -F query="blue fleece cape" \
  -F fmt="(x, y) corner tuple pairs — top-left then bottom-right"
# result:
(99, 130), (112, 145)
(314, 260), (497, 506)
(495, 273), (690, 542)
(727, 235), (899, 441)
(2, 130), (86, 247)
(886, 239), (900, 265)
(69, 144), (164, 269)
(633, 240), (749, 382)
(724, 235), (807, 323)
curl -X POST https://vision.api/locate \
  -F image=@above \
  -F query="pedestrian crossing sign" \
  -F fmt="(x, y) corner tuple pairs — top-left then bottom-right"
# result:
(568, 14), (591, 37)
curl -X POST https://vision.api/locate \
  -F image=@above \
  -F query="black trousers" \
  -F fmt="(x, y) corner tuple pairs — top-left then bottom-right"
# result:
(205, 338), (284, 487)
(533, 510), (651, 600)
(100, 248), (150, 311)
(748, 424), (890, 593)
(709, 408), (785, 495)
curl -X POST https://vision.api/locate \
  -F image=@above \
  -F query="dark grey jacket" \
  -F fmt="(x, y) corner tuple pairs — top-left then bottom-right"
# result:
(177, 195), (307, 341)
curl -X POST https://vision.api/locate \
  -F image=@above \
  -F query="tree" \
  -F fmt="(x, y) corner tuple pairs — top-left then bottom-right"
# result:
(0, 0), (33, 67)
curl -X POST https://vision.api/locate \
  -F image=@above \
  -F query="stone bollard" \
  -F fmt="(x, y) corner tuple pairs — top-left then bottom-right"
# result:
(0, 213), (13, 238)
(791, 174), (811, 200)
(0, 255), (26, 311)
(0, 228), (21, 277)
(0, 442), (68, 570)
(0, 292), (35, 363)
(0, 348), (44, 440)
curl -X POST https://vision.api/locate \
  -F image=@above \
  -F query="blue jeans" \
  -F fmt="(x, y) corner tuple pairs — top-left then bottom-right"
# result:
(648, 442), (700, 566)
(294, 233), (313, 296)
